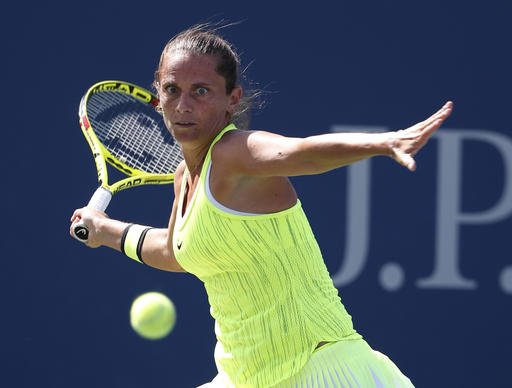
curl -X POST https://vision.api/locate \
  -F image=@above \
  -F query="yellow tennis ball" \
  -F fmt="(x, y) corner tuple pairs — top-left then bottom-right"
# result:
(130, 292), (176, 340)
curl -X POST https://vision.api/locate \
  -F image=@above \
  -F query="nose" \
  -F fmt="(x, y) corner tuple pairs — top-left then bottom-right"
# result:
(176, 93), (192, 113)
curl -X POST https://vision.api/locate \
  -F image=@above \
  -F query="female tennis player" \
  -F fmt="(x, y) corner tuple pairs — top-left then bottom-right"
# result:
(70, 24), (453, 387)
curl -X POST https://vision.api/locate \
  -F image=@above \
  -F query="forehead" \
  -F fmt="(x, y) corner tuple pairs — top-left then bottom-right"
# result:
(159, 51), (222, 83)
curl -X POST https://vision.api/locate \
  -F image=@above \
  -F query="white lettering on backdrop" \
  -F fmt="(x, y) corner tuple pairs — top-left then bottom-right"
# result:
(329, 126), (512, 293)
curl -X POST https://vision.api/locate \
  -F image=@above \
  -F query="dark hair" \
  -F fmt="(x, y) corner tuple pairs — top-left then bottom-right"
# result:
(154, 23), (262, 129)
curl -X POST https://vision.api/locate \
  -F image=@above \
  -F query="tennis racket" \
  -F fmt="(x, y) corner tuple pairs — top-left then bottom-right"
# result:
(72, 80), (183, 242)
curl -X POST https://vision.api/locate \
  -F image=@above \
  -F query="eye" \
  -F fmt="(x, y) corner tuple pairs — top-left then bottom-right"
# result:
(164, 84), (178, 95)
(195, 87), (209, 96)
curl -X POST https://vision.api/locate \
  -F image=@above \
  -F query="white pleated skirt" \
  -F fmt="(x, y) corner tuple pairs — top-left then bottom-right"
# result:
(275, 339), (414, 387)
(199, 338), (414, 388)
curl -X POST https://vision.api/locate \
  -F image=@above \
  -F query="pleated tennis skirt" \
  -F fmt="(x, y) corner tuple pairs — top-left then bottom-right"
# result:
(275, 339), (414, 387)
(200, 338), (414, 387)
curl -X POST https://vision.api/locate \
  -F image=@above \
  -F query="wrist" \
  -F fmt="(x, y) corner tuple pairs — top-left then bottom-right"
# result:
(379, 132), (398, 157)
(94, 218), (130, 249)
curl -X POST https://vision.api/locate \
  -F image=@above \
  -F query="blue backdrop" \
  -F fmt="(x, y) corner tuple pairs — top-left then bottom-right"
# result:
(4, 1), (512, 387)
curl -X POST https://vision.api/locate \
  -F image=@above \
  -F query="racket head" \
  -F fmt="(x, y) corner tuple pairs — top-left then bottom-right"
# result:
(79, 80), (183, 191)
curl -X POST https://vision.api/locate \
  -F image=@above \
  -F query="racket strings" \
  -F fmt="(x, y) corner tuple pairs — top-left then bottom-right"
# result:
(87, 91), (182, 174)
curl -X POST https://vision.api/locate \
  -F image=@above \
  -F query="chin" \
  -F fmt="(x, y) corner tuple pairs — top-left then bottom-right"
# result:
(171, 126), (200, 142)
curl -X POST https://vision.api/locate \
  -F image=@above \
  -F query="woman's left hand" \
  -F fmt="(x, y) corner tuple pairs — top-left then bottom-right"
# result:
(389, 101), (453, 171)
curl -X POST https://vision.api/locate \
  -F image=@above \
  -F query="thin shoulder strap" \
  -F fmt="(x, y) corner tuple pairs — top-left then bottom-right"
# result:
(200, 123), (237, 176)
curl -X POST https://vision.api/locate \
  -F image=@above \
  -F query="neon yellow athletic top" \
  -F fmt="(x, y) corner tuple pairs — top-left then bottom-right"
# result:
(173, 124), (361, 387)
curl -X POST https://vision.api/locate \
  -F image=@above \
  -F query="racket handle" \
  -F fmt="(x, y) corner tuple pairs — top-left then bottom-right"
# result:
(73, 187), (113, 242)
(86, 187), (112, 211)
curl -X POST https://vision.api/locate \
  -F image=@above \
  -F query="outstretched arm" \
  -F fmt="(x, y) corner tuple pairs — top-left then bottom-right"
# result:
(223, 101), (453, 177)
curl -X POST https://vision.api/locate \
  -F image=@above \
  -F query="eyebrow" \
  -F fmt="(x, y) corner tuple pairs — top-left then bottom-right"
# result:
(162, 80), (213, 88)
(191, 82), (212, 88)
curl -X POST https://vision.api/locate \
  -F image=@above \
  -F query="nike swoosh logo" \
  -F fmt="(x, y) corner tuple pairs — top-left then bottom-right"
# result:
(177, 240), (183, 250)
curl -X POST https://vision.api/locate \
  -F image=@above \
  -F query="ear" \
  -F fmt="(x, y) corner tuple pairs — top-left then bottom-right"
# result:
(227, 86), (243, 114)
(153, 82), (163, 113)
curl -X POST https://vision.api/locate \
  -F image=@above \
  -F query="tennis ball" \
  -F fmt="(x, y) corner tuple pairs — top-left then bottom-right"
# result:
(130, 292), (176, 340)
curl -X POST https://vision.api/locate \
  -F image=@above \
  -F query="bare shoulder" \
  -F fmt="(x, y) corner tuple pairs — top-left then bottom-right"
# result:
(223, 129), (284, 143)
(212, 129), (284, 162)
(211, 129), (297, 178)
(209, 129), (298, 210)
(211, 129), (246, 163)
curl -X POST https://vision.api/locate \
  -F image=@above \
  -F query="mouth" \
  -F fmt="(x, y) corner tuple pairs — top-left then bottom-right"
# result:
(173, 121), (196, 127)
(173, 121), (196, 128)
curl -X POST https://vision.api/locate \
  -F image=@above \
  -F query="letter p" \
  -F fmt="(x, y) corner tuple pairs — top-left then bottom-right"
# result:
(418, 129), (512, 289)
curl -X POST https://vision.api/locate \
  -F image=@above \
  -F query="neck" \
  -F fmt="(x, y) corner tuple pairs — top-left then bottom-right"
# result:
(180, 122), (233, 177)
(183, 149), (208, 179)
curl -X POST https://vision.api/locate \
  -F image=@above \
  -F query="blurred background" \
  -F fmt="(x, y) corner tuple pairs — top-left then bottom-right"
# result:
(3, 0), (511, 387)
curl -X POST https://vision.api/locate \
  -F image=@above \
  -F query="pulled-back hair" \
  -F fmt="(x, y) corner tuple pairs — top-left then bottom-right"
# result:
(155, 24), (240, 93)
(154, 23), (260, 129)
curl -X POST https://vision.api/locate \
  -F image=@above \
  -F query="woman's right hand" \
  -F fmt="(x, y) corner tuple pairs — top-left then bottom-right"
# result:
(70, 207), (110, 248)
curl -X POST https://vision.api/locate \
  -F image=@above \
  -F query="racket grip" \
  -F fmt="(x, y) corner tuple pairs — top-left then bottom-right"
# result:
(73, 187), (113, 242)
(87, 187), (112, 211)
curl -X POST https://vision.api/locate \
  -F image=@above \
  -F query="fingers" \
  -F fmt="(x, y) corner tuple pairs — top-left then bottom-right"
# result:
(69, 218), (81, 238)
(393, 101), (453, 172)
(433, 101), (453, 115)
(419, 101), (453, 127)
(443, 100), (454, 110)
(70, 208), (87, 240)
(413, 101), (453, 139)
(70, 208), (83, 223)
(423, 117), (444, 138)
(439, 100), (453, 112)
(429, 101), (453, 123)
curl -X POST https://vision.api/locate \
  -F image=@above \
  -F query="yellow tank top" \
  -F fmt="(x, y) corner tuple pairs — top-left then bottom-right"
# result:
(173, 124), (360, 387)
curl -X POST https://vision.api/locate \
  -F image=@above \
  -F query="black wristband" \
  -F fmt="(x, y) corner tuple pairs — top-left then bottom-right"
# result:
(136, 227), (154, 265)
(120, 223), (134, 255)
